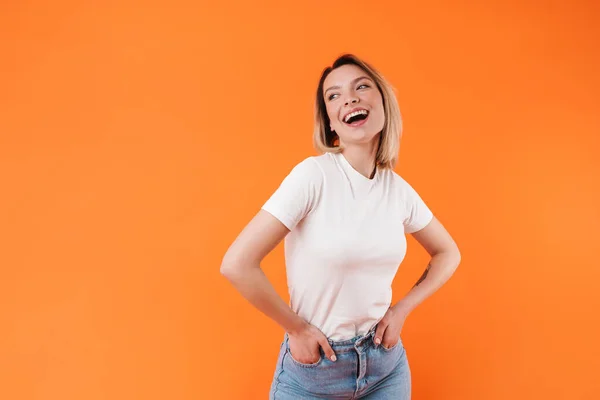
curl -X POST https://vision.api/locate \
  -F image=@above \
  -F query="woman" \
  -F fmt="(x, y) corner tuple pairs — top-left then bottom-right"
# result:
(220, 53), (461, 399)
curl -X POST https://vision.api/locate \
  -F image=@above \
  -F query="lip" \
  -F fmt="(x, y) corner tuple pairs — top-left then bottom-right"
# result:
(342, 107), (369, 122)
(345, 114), (369, 128)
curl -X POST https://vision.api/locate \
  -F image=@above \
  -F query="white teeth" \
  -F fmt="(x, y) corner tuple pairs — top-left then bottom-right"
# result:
(344, 109), (369, 123)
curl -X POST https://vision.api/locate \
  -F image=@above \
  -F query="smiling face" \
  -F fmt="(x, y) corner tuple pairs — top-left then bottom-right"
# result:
(323, 64), (385, 147)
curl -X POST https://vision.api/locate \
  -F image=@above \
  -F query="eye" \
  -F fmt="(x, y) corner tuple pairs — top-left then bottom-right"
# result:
(327, 83), (369, 101)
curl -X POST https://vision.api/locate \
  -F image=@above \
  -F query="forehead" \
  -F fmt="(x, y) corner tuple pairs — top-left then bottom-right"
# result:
(323, 64), (369, 90)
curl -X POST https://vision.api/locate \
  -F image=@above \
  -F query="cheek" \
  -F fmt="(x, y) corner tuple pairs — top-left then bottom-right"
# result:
(370, 97), (385, 122)
(368, 92), (384, 110)
(375, 106), (386, 122)
(325, 106), (338, 125)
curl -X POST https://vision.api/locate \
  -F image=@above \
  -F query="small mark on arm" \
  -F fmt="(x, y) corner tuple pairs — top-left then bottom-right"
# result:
(413, 263), (431, 287)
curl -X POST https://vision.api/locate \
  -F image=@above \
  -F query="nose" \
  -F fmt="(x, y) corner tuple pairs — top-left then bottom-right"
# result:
(345, 95), (359, 106)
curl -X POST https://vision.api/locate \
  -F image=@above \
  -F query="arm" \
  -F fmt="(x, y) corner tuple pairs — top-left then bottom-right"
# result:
(220, 209), (338, 362)
(220, 209), (308, 335)
(392, 215), (461, 316)
(374, 216), (461, 347)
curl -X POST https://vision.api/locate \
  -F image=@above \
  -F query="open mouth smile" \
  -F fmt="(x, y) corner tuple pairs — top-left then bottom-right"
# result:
(342, 108), (369, 127)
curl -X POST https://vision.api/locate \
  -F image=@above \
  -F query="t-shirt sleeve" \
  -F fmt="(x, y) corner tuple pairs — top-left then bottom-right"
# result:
(261, 158), (323, 231)
(401, 178), (434, 234)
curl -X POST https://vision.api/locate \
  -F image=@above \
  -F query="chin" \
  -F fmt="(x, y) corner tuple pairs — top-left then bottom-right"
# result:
(341, 131), (380, 145)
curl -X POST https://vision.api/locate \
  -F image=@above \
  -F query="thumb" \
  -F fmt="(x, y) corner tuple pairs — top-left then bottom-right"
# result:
(373, 322), (386, 346)
(318, 336), (337, 362)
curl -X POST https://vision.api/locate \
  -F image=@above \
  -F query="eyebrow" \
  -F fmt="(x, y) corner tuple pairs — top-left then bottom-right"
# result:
(324, 76), (373, 95)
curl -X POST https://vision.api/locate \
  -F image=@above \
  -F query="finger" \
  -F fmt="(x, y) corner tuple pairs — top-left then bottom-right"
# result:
(318, 336), (337, 362)
(374, 322), (387, 346)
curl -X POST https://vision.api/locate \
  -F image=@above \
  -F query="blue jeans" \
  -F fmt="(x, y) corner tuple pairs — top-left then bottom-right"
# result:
(269, 324), (411, 399)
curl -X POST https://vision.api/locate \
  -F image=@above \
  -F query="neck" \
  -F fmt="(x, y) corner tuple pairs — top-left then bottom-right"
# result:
(340, 141), (379, 179)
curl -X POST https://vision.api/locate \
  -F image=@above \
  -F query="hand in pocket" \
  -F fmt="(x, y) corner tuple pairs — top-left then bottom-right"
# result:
(373, 306), (408, 350)
(288, 324), (337, 363)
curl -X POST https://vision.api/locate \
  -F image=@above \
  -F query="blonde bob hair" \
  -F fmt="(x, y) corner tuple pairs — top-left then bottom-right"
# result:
(313, 54), (402, 170)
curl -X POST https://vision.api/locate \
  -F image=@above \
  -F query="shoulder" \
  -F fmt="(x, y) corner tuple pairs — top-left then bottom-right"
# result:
(288, 153), (337, 178)
(387, 170), (423, 198)
(387, 169), (411, 190)
(288, 155), (325, 179)
(277, 155), (327, 190)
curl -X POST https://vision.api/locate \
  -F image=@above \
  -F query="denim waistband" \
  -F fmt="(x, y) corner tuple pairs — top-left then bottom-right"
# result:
(284, 323), (378, 354)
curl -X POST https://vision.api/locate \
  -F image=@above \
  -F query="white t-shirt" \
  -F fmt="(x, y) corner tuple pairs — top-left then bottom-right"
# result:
(261, 152), (433, 340)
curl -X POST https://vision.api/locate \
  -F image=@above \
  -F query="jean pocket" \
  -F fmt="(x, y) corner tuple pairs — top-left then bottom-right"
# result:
(380, 337), (402, 352)
(285, 341), (323, 368)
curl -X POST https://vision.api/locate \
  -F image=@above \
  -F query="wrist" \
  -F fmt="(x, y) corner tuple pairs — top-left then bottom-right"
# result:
(287, 318), (310, 336)
(391, 301), (412, 319)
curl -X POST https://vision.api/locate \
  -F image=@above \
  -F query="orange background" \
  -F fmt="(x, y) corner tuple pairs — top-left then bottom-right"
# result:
(1, 1), (599, 399)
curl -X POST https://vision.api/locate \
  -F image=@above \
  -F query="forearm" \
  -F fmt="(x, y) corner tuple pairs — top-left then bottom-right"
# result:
(220, 263), (308, 334)
(392, 251), (461, 316)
